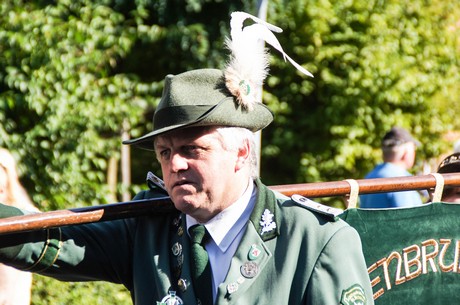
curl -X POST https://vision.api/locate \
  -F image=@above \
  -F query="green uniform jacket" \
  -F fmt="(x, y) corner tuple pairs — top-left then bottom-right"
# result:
(0, 179), (373, 305)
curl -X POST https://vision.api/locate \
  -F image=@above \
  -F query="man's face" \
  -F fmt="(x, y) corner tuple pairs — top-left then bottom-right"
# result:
(154, 126), (244, 222)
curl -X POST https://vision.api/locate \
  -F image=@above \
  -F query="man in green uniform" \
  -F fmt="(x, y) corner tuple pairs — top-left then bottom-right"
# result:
(0, 13), (373, 305)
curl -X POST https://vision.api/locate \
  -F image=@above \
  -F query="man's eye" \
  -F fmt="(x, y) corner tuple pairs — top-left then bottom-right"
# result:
(159, 150), (170, 159)
(183, 145), (199, 155)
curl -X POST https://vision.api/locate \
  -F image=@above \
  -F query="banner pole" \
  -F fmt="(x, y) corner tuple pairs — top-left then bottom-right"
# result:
(1, 173), (460, 234)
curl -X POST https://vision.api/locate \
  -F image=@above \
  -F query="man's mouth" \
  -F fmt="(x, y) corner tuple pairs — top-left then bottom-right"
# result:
(172, 180), (192, 188)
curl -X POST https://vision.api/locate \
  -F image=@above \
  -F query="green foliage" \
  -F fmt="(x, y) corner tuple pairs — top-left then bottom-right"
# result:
(32, 274), (131, 305)
(261, 0), (460, 197)
(0, 0), (254, 303)
(1, 0), (152, 209)
(1, 0), (460, 302)
(0, 0), (254, 210)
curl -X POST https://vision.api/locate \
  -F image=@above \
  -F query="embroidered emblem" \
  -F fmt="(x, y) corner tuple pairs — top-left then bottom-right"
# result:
(158, 291), (183, 305)
(248, 244), (261, 260)
(340, 284), (366, 305)
(260, 209), (276, 234)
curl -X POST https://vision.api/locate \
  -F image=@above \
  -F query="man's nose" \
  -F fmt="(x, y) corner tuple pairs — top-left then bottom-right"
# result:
(170, 153), (188, 172)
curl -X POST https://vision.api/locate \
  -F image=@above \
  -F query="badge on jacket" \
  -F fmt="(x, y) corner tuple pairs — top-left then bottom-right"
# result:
(157, 291), (183, 305)
(340, 284), (366, 305)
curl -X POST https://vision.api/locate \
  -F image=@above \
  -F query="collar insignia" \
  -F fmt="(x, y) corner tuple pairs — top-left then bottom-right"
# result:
(259, 209), (277, 234)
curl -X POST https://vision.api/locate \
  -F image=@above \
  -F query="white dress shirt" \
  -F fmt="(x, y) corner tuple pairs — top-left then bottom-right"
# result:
(186, 179), (257, 301)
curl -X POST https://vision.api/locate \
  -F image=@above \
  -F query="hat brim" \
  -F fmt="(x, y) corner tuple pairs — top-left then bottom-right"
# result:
(123, 98), (273, 150)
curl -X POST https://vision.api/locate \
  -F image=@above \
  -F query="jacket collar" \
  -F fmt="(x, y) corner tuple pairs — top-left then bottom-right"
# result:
(248, 178), (281, 241)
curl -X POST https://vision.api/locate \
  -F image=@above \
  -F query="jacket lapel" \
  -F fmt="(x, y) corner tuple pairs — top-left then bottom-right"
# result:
(164, 215), (198, 305)
(216, 222), (272, 304)
(215, 179), (281, 305)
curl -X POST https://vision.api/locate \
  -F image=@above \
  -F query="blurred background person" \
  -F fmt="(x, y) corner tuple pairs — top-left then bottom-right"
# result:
(360, 127), (424, 208)
(436, 152), (460, 203)
(0, 148), (38, 305)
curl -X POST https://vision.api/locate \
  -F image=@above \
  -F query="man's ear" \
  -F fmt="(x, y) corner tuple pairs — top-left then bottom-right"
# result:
(400, 146), (408, 161)
(235, 139), (250, 171)
(400, 143), (416, 168)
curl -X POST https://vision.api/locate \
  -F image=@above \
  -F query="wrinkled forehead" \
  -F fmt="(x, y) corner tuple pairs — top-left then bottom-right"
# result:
(153, 126), (220, 149)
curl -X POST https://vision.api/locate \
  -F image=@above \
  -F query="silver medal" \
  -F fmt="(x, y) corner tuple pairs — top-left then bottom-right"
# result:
(240, 261), (259, 278)
(157, 291), (183, 305)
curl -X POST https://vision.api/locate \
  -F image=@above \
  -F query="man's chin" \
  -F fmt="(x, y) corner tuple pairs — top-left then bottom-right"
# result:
(172, 197), (198, 213)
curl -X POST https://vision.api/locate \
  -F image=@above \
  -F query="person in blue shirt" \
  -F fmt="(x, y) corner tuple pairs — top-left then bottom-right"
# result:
(360, 127), (424, 208)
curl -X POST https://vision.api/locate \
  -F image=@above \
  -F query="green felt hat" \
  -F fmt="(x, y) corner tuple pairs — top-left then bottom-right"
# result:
(123, 68), (274, 150)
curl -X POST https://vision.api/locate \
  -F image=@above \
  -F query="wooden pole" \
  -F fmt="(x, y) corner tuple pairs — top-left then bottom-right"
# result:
(0, 197), (174, 235)
(269, 173), (460, 197)
(1, 173), (460, 235)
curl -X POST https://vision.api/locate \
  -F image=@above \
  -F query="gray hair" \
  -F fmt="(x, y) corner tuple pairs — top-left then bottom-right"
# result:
(216, 127), (258, 179)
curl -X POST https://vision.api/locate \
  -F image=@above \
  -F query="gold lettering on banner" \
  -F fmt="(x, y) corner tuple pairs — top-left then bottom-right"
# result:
(421, 239), (438, 274)
(387, 252), (406, 286)
(368, 258), (385, 299)
(438, 239), (460, 273)
(403, 245), (421, 281)
(455, 240), (460, 272)
(438, 239), (452, 272)
(368, 238), (460, 300)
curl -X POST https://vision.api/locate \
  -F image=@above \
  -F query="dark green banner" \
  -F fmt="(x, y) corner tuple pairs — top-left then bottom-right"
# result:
(340, 202), (460, 304)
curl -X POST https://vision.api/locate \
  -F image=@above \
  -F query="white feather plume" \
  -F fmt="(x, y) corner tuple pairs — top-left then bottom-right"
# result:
(224, 11), (313, 110)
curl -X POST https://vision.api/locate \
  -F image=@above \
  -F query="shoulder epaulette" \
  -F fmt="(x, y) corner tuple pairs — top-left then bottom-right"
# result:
(291, 194), (343, 221)
(146, 171), (169, 194)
